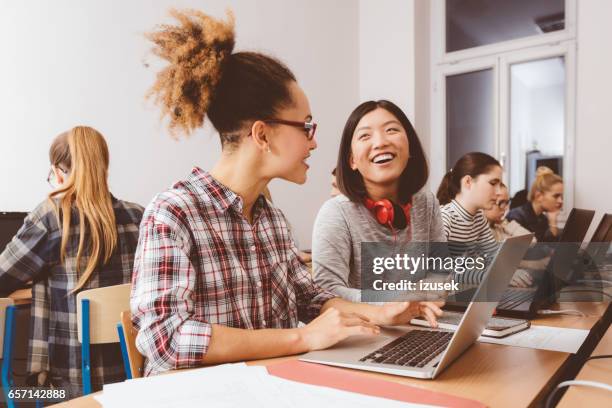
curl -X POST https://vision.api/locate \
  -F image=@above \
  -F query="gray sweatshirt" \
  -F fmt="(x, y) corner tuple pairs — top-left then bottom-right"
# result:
(312, 191), (446, 302)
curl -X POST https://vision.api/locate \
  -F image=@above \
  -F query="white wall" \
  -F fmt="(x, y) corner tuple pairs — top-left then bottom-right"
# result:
(0, 0), (359, 248)
(575, 0), (612, 237)
(510, 79), (565, 196)
(358, 0), (415, 121)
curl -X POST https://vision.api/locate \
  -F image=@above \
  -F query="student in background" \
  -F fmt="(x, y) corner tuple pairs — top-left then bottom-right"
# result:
(312, 100), (446, 302)
(484, 182), (536, 287)
(131, 10), (443, 377)
(506, 166), (563, 242)
(436, 152), (502, 284)
(0, 126), (143, 397)
(484, 182), (531, 242)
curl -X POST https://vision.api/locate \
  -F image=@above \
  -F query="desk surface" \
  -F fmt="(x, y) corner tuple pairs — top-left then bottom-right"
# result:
(557, 322), (612, 407)
(51, 301), (610, 408)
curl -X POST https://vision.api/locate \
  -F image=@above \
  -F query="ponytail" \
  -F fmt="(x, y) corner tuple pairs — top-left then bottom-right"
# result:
(48, 126), (117, 293)
(436, 170), (458, 205)
(436, 152), (501, 205)
(146, 9), (296, 147)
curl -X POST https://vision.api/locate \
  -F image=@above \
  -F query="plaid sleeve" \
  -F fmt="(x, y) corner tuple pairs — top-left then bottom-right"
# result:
(130, 201), (212, 374)
(0, 204), (54, 296)
(289, 244), (336, 323)
(27, 280), (51, 377)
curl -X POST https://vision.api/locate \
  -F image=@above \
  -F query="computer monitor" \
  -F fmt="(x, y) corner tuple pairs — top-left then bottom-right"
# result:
(0, 212), (28, 252)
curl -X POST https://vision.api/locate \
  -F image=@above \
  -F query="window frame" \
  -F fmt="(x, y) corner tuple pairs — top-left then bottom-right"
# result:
(432, 0), (577, 63)
(430, 0), (577, 215)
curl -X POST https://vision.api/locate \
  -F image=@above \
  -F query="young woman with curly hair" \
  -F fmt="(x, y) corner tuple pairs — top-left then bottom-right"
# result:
(130, 9), (443, 376)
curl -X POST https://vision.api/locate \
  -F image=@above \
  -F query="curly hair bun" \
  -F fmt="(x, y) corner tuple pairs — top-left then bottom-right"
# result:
(146, 9), (235, 137)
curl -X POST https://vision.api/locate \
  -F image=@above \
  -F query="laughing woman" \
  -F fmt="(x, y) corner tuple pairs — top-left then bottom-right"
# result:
(312, 100), (447, 303)
(130, 10), (442, 376)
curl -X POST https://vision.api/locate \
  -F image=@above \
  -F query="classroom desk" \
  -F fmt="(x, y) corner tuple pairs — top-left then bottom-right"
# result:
(557, 323), (612, 407)
(51, 300), (610, 408)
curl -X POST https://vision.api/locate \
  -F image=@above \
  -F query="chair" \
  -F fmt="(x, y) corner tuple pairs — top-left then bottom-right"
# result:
(76, 283), (131, 395)
(117, 310), (144, 379)
(1, 298), (16, 408)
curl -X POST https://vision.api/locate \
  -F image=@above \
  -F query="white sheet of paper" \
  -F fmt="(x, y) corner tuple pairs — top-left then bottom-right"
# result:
(94, 363), (430, 407)
(478, 325), (589, 353)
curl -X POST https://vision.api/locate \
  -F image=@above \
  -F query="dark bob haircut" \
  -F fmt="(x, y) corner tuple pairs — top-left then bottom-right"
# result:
(335, 100), (428, 204)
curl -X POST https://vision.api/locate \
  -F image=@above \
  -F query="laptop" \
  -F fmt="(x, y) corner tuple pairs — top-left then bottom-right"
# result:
(449, 208), (595, 319)
(0, 211), (28, 252)
(583, 213), (612, 270)
(300, 233), (533, 379)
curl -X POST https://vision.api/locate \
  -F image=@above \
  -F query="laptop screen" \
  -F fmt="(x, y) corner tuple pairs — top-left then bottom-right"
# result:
(0, 212), (28, 252)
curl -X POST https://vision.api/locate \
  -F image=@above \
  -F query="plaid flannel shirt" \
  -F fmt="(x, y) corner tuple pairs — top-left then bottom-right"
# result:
(131, 168), (336, 376)
(0, 197), (143, 398)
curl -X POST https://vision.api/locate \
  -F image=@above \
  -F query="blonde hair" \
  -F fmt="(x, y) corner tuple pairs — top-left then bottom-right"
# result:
(48, 126), (117, 293)
(528, 166), (563, 201)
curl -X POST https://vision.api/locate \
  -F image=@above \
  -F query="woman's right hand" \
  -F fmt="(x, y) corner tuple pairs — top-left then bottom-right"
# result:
(298, 307), (380, 351)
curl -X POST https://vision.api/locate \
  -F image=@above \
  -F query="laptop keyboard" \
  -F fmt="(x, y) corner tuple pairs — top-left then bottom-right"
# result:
(359, 330), (452, 368)
(497, 289), (535, 310)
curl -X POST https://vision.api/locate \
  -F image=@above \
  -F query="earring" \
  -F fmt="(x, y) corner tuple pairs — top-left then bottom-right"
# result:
(267, 146), (271, 153)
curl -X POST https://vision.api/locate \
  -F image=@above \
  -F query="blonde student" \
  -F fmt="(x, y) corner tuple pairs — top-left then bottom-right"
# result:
(506, 166), (563, 242)
(312, 100), (446, 302)
(130, 10), (443, 377)
(0, 127), (143, 397)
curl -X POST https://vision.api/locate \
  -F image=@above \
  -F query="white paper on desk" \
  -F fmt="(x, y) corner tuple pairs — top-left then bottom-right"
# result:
(477, 325), (589, 353)
(94, 363), (431, 408)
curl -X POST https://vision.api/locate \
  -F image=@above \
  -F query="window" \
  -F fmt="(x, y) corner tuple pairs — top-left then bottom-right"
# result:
(431, 0), (576, 211)
(446, 0), (565, 53)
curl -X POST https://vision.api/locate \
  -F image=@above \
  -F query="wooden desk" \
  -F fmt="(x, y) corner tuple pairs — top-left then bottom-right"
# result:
(51, 301), (610, 408)
(557, 323), (612, 406)
(8, 287), (32, 305)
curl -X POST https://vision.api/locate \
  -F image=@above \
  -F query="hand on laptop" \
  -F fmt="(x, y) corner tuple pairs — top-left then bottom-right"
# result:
(374, 301), (444, 328)
(299, 307), (381, 351)
(509, 268), (533, 288)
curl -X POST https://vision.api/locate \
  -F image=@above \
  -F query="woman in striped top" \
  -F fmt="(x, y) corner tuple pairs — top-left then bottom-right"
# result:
(436, 152), (502, 284)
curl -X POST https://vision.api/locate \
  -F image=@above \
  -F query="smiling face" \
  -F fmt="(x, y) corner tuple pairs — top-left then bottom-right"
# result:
(266, 82), (317, 184)
(349, 108), (409, 197)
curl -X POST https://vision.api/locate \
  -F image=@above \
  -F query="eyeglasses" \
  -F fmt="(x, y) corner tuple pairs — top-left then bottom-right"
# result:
(262, 119), (317, 140)
(496, 199), (509, 209)
(47, 166), (68, 188)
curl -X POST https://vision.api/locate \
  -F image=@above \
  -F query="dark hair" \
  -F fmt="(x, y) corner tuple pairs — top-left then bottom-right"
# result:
(331, 167), (336, 176)
(336, 100), (428, 204)
(436, 152), (501, 205)
(146, 9), (296, 147)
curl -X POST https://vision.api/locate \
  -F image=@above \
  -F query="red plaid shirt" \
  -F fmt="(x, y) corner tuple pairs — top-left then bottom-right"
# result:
(131, 168), (336, 375)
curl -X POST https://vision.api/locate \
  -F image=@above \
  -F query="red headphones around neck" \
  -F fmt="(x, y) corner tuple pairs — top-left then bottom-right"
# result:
(364, 198), (412, 230)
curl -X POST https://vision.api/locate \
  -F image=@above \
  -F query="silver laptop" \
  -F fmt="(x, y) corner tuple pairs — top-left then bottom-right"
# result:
(300, 233), (534, 379)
